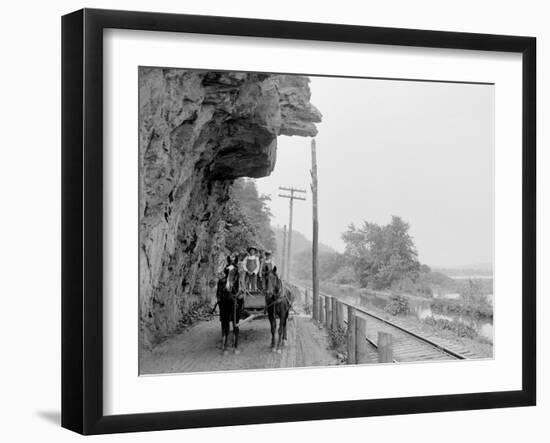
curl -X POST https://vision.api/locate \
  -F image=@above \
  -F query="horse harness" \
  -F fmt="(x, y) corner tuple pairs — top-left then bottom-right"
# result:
(264, 288), (292, 311)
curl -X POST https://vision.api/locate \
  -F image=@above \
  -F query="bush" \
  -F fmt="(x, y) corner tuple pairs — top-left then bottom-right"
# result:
(384, 294), (410, 316)
(390, 276), (434, 297)
(416, 283), (434, 297)
(430, 298), (493, 320)
(328, 326), (347, 349)
(457, 278), (493, 299)
(423, 317), (478, 339)
(177, 299), (215, 331)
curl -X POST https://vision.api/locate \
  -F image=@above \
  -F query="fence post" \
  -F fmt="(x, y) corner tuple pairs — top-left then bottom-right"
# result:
(347, 306), (356, 364)
(318, 296), (325, 325)
(331, 298), (338, 330)
(336, 302), (345, 329)
(325, 296), (331, 329)
(378, 332), (393, 363)
(305, 289), (311, 318)
(355, 316), (369, 364)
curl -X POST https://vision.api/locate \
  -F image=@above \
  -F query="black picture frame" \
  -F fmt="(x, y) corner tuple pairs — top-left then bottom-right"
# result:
(61, 8), (536, 435)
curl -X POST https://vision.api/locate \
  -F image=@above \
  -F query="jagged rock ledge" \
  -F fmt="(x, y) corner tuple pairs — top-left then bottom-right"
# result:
(139, 68), (321, 346)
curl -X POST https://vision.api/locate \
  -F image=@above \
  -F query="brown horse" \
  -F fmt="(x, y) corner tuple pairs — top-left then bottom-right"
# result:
(265, 266), (293, 353)
(216, 263), (243, 354)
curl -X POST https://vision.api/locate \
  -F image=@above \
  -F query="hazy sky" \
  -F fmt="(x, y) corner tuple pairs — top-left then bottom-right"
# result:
(256, 76), (494, 268)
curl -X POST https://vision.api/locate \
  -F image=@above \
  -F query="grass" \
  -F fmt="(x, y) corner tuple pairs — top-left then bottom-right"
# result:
(422, 316), (478, 339)
(430, 297), (493, 320)
(327, 326), (348, 363)
(328, 326), (347, 349)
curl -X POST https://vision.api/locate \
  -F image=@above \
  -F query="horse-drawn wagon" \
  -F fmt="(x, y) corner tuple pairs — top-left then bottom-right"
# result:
(216, 265), (295, 354)
(242, 290), (267, 312)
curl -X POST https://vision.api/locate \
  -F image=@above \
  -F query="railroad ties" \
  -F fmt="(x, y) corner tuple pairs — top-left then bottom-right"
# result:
(300, 285), (468, 364)
(354, 310), (462, 363)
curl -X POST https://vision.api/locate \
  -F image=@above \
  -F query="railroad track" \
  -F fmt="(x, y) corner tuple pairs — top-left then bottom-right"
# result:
(348, 304), (466, 363)
(295, 284), (467, 363)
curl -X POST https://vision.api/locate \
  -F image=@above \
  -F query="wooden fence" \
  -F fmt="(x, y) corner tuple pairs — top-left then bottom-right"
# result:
(304, 288), (394, 364)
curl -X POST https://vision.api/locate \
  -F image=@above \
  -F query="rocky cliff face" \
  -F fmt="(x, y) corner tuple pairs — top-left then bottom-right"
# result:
(139, 68), (321, 346)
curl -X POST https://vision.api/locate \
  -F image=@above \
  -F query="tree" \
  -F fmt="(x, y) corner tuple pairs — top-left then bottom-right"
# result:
(222, 179), (276, 254)
(342, 216), (420, 289)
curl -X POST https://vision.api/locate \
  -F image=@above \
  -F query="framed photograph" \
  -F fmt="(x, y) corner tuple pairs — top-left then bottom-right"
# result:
(62, 8), (536, 435)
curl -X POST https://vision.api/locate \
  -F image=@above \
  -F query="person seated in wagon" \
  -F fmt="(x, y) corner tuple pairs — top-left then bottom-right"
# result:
(243, 246), (260, 291)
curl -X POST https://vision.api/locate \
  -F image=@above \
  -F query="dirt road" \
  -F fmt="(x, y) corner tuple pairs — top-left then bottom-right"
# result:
(140, 312), (339, 375)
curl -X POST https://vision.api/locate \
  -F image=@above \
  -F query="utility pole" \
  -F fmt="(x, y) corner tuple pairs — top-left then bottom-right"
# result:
(311, 139), (319, 321)
(281, 225), (287, 279)
(278, 186), (306, 280)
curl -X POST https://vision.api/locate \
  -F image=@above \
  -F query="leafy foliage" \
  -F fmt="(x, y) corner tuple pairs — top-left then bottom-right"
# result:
(175, 299), (215, 332)
(222, 179), (275, 255)
(430, 295), (493, 320)
(328, 326), (348, 351)
(423, 316), (478, 339)
(384, 294), (410, 316)
(460, 278), (492, 301)
(342, 216), (421, 289)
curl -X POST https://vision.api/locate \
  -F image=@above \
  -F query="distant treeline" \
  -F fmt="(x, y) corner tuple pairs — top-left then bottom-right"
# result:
(292, 215), (492, 299)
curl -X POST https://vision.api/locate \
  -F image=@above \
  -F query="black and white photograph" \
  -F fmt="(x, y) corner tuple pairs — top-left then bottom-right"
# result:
(1, 0), (546, 439)
(138, 67), (494, 375)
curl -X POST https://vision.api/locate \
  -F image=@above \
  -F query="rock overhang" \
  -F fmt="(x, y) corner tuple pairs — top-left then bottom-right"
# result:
(138, 68), (322, 343)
